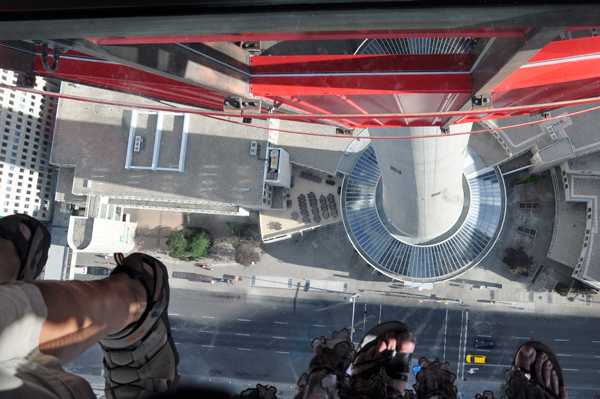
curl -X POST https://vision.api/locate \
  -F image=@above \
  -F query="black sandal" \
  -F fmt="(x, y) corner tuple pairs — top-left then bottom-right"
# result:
(0, 213), (51, 280)
(351, 321), (413, 383)
(506, 341), (565, 399)
(100, 253), (180, 398)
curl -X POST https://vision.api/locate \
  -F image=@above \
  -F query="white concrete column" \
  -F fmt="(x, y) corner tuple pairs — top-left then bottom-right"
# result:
(369, 124), (472, 238)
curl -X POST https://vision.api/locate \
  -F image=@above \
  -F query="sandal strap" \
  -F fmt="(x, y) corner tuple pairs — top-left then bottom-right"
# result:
(104, 332), (178, 384)
(0, 214), (50, 280)
(101, 254), (167, 347)
(104, 319), (170, 367)
(354, 350), (412, 380)
(100, 254), (179, 398)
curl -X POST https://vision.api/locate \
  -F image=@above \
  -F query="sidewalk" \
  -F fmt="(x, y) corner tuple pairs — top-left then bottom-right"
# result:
(153, 221), (597, 318)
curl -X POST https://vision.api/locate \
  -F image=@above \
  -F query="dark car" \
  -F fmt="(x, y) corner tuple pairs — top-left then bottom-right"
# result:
(87, 266), (111, 275)
(475, 339), (495, 348)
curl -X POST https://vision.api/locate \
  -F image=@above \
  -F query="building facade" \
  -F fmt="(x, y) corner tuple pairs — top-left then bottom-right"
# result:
(0, 69), (58, 221)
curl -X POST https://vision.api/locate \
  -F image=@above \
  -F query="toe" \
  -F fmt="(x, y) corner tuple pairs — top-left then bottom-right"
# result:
(384, 331), (397, 352)
(550, 370), (559, 394)
(397, 332), (415, 356)
(534, 351), (548, 381)
(515, 345), (536, 373)
(542, 359), (553, 388)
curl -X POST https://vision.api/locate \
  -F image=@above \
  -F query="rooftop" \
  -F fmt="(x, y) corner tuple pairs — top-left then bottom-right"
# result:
(261, 164), (343, 241)
(51, 85), (268, 207)
(568, 174), (600, 282)
(489, 103), (600, 156)
(275, 120), (360, 175)
(568, 151), (600, 171)
(548, 169), (587, 267)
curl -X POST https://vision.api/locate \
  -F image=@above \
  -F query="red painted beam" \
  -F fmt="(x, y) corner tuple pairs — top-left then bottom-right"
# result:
(494, 55), (600, 93)
(528, 36), (600, 63)
(251, 54), (471, 74)
(33, 55), (225, 110)
(564, 26), (600, 32)
(89, 28), (526, 45)
(252, 74), (472, 96)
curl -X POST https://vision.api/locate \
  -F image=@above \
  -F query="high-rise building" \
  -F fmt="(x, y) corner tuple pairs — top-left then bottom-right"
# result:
(0, 70), (58, 222)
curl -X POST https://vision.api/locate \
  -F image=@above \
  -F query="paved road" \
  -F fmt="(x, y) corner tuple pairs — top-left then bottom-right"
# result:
(65, 288), (599, 396)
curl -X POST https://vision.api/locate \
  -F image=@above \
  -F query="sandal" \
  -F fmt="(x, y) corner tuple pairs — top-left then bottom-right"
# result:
(100, 253), (180, 398)
(0, 213), (51, 280)
(506, 341), (565, 399)
(351, 321), (413, 383)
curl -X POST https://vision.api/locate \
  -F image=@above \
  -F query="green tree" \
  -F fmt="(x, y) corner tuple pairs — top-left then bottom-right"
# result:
(166, 229), (189, 259)
(166, 228), (212, 259)
(189, 230), (211, 258)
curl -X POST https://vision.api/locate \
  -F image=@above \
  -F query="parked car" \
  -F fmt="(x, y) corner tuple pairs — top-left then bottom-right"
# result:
(74, 266), (110, 275)
(475, 339), (495, 348)
(465, 355), (486, 364)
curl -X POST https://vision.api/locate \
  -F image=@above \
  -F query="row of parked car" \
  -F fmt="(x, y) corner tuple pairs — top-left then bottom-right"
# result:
(466, 339), (495, 364)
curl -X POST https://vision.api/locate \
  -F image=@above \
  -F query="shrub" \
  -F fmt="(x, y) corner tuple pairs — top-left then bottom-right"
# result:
(166, 228), (212, 259)
(502, 247), (532, 276)
(229, 236), (260, 266)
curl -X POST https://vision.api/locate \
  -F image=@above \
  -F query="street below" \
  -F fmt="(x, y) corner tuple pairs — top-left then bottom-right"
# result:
(66, 288), (600, 396)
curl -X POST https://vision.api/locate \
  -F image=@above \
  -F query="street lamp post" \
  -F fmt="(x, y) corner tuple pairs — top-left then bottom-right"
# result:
(349, 293), (359, 343)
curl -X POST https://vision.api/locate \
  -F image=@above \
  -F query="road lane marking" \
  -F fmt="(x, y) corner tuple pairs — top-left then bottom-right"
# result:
(477, 335), (492, 337)
(595, 356), (600, 358)
(458, 310), (465, 381)
(272, 336), (287, 339)
(238, 348), (252, 351)
(275, 322), (288, 324)
(554, 339), (569, 342)
(236, 333), (250, 336)
(238, 319), (252, 322)
(168, 313), (179, 316)
(202, 316), (216, 319)
(476, 349), (491, 352)
(313, 325), (326, 327)
(462, 310), (469, 380)
(171, 328), (178, 330)
(593, 341), (600, 343)
(557, 354), (572, 357)
(516, 337), (530, 340)
(276, 351), (289, 354)
(202, 345), (215, 348)
(443, 309), (448, 363)
(563, 368), (578, 371)
(175, 343), (180, 345)
(474, 364), (512, 368)
(200, 331), (215, 333)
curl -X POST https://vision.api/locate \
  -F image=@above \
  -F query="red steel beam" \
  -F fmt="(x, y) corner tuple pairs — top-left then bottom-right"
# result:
(33, 55), (225, 110)
(252, 74), (472, 96)
(251, 54), (471, 74)
(528, 36), (600, 63)
(493, 55), (600, 93)
(89, 28), (526, 45)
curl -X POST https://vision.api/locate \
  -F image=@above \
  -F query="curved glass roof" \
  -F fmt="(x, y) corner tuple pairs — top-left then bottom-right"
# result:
(359, 37), (473, 55)
(341, 145), (506, 282)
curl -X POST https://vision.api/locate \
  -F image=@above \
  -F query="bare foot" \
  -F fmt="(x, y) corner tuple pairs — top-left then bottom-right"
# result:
(352, 330), (415, 394)
(514, 344), (567, 399)
(0, 222), (32, 281)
